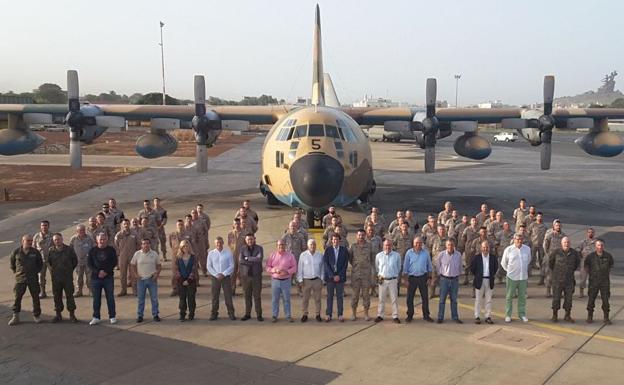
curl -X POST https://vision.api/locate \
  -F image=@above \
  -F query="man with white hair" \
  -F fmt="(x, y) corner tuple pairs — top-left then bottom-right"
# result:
(297, 239), (324, 322)
(501, 234), (531, 323)
(69, 224), (95, 297)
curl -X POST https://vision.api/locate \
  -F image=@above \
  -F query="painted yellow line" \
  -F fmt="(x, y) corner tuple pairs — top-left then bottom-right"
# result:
(447, 301), (624, 344)
(309, 228), (325, 253)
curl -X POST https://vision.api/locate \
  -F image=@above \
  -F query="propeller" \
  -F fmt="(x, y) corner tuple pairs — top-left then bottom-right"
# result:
(192, 75), (209, 173)
(65, 70), (83, 169)
(422, 78), (439, 173)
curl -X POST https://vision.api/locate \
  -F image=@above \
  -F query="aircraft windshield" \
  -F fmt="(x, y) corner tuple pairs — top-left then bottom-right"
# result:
(308, 124), (324, 137)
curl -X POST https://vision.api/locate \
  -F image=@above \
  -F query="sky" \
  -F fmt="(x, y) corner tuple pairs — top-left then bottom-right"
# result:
(1, 0), (622, 106)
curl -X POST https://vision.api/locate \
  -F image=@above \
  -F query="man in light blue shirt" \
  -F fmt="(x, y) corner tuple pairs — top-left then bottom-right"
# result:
(375, 239), (402, 323)
(403, 237), (433, 322)
(207, 237), (236, 321)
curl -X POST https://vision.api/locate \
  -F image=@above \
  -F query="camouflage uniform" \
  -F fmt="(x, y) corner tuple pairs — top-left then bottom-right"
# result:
(528, 221), (547, 282)
(438, 210), (453, 228)
(584, 251), (614, 317)
(69, 234), (95, 295)
(367, 235), (383, 291)
(486, 220), (503, 246)
(191, 220), (209, 276)
(577, 238), (597, 295)
(543, 229), (566, 295)
(475, 212), (488, 227)
(239, 216), (257, 235)
(33, 231), (53, 297)
(364, 219), (385, 238)
(460, 226), (479, 284)
(47, 244), (78, 314)
(137, 208), (161, 251)
(495, 229), (514, 282)
(349, 241), (374, 314)
(323, 225), (348, 248)
(10, 246), (43, 317)
(227, 229), (246, 293)
(449, 221), (467, 246)
(109, 207), (125, 233)
(392, 231), (412, 295)
(115, 230), (140, 295)
(428, 235), (448, 297)
(549, 248), (581, 313)
(154, 206), (168, 259)
(513, 207), (529, 233)
(282, 231), (306, 287)
(420, 224), (437, 250)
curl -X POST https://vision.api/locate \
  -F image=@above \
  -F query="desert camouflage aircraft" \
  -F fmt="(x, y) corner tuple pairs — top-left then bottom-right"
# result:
(1, 5), (623, 227)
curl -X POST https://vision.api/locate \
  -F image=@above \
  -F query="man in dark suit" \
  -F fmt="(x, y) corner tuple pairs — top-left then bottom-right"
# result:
(470, 240), (498, 324)
(239, 234), (264, 321)
(323, 233), (349, 322)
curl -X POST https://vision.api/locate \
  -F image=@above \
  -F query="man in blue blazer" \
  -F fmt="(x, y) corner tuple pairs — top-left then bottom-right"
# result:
(470, 240), (498, 324)
(323, 233), (349, 322)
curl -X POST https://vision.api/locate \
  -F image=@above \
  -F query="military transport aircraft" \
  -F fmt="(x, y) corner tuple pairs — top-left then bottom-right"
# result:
(1, 4), (623, 227)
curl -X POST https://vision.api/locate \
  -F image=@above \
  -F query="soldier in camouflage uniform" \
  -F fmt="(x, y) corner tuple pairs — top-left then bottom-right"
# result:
(405, 210), (419, 233)
(486, 211), (504, 245)
(364, 211), (385, 238)
(475, 203), (489, 227)
(8, 234), (44, 326)
(390, 217), (414, 239)
(323, 217), (348, 247)
(549, 237), (581, 323)
(130, 217), (141, 237)
(495, 221), (514, 283)
(577, 227), (597, 298)
(437, 201), (454, 227)
(543, 219), (566, 297)
(584, 239), (614, 324)
(48, 234), (78, 323)
(108, 198), (125, 233)
(465, 227), (494, 291)
(169, 219), (192, 296)
(101, 203), (120, 238)
(153, 198), (168, 261)
(420, 215), (438, 250)
(387, 210), (404, 235)
(138, 217), (158, 256)
(137, 199), (161, 252)
(86, 217), (100, 239)
(460, 217), (479, 285)
(482, 209), (497, 235)
(528, 212), (547, 284)
(115, 219), (140, 296)
(69, 224), (95, 297)
(95, 212), (115, 247)
(392, 222), (413, 296)
(33, 220), (53, 299)
(445, 211), (463, 242)
(349, 229), (374, 321)
(428, 224), (449, 298)
(190, 209), (209, 277)
(513, 198), (529, 233)
(227, 218), (246, 295)
(366, 225), (383, 297)
(322, 207), (340, 229)
(282, 221), (307, 292)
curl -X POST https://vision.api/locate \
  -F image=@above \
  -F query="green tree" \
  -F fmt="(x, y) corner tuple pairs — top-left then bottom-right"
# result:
(610, 98), (624, 108)
(134, 92), (181, 105)
(34, 83), (66, 103)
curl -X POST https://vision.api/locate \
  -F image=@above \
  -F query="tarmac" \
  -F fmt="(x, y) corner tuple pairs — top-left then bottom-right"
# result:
(0, 131), (623, 385)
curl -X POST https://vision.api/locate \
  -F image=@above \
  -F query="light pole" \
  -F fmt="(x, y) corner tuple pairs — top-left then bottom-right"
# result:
(454, 74), (461, 108)
(159, 21), (166, 105)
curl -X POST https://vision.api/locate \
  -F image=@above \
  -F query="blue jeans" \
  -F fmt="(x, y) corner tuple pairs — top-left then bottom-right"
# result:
(137, 277), (159, 318)
(92, 276), (115, 319)
(326, 280), (344, 317)
(438, 276), (459, 320)
(271, 278), (292, 318)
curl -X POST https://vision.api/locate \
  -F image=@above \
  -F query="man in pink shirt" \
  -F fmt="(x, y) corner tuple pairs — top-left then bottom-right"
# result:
(266, 240), (297, 322)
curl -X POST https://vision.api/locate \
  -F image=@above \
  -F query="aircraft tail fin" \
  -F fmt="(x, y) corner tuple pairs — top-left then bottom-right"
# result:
(324, 73), (340, 107)
(311, 4), (325, 106)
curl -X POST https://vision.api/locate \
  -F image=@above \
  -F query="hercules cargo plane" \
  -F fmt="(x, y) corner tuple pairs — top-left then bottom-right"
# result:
(1, 5), (624, 227)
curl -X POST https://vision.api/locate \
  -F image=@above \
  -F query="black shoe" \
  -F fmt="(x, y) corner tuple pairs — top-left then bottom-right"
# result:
(301, 315), (308, 323)
(437, 319), (443, 324)
(475, 317), (481, 324)
(153, 315), (161, 322)
(315, 315), (322, 322)
(485, 317), (494, 324)
(209, 314), (218, 321)
(424, 316), (434, 323)
(272, 317), (278, 323)
(405, 316), (413, 323)
(454, 319), (463, 324)
(188, 314), (194, 321)
(393, 318), (401, 324)
(257, 315), (264, 322)
(137, 316), (143, 323)
(374, 316), (383, 323)
(241, 315), (251, 321)
(229, 314), (237, 321)
(179, 315), (186, 322)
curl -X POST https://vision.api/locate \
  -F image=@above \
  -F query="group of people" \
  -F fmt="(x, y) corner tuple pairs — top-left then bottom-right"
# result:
(8, 197), (615, 327)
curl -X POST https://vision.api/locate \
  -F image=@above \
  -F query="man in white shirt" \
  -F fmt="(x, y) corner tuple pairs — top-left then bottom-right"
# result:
(207, 237), (236, 321)
(131, 239), (162, 323)
(501, 234), (532, 323)
(297, 239), (324, 322)
(375, 239), (402, 324)
(470, 241), (498, 324)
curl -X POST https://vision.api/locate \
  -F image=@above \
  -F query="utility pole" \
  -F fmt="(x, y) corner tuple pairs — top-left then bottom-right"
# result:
(159, 21), (166, 105)
(454, 74), (461, 108)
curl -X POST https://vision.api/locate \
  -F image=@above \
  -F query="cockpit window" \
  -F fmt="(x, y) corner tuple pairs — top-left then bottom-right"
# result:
(292, 125), (307, 139)
(341, 125), (357, 142)
(325, 125), (340, 139)
(276, 127), (290, 141)
(308, 124), (324, 137)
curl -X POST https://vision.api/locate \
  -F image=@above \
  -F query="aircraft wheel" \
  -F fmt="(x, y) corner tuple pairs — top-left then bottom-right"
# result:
(266, 191), (281, 205)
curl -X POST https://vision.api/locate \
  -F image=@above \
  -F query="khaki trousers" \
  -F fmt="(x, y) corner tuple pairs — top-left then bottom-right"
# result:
(301, 278), (322, 316)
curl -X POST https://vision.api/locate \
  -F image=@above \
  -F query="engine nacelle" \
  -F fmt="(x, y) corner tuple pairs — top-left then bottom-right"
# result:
(575, 131), (624, 157)
(0, 128), (45, 155)
(454, 133), (492, 160)
(135, 132), (178, 158)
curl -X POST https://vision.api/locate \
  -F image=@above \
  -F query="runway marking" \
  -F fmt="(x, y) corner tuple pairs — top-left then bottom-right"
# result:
(184, 162), (196, 169)
(309, 228), (325, 252)
(0, 240), (14, 244)
(451, 301), (624, 344)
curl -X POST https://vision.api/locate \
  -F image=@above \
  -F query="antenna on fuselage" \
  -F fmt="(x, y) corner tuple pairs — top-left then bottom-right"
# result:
(311, 4), (325, 110)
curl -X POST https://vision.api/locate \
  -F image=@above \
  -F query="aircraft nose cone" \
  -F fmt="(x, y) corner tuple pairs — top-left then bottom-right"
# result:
(290, 154), (344, 208)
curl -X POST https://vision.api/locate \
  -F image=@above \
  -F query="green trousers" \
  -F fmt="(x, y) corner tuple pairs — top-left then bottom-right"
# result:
(505, 277), (527, 318)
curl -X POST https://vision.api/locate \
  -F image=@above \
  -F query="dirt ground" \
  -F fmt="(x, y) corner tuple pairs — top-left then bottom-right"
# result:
(0, 165), (142, 202)
(36, 129), (257, 157)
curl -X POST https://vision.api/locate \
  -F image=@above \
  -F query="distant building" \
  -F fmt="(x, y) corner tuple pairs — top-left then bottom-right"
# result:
(0, 95), (34, 104)
(477, 100), (504, 109)
(353, 95), (400, 108)
(295, 97), (311, 106)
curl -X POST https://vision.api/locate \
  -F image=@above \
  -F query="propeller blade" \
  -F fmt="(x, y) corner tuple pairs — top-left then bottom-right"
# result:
(67, 70), (80, 112)
(194, 75), (206, 117)
(501, 118), (528, 129)
(540, 142), (552, 170)
(426, 78), (437, 118)
(543, 75), (554, 115)
(95, 116), (126, 128)
(23, 113), (53, 125)
(424, 146), (435, 173)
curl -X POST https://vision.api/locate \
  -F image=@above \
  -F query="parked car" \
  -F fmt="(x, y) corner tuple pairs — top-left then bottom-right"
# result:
(493, 131), (518, 142)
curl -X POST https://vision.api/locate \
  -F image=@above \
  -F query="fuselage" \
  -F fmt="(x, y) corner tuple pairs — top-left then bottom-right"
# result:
(260, 106), (374, 211)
